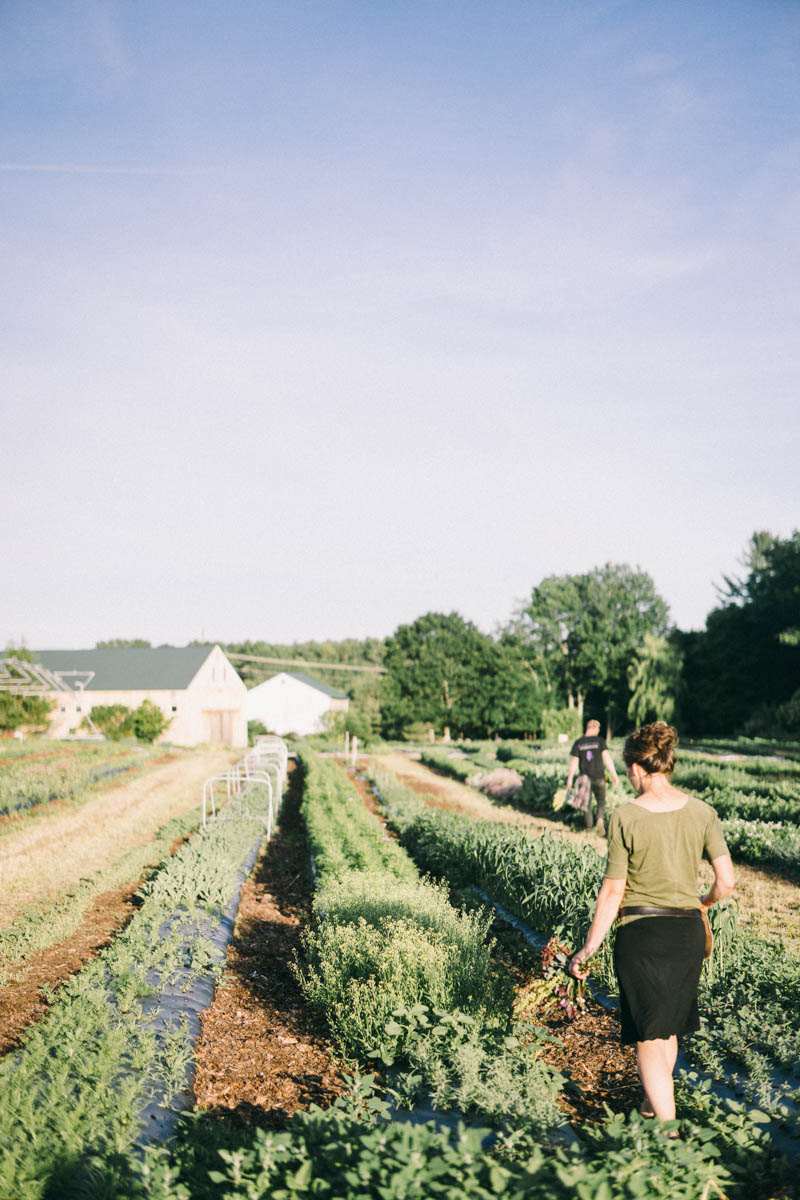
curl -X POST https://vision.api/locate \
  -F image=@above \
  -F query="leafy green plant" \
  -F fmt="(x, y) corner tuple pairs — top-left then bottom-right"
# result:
(132, 699), (169, 743)
(134, 1090), (741, 1200)
(87, 703), (135, 740)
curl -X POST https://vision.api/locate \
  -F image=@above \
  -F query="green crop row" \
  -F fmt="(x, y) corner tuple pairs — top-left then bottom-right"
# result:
(698, 786), (800, 825)
(0, 742), (159, 821)
(372, 769), (611, 975)
(370, 769), (800, 1127)
(298, 749), (418, 883)
(292, 748), (565, 1135)
(721, 817), (800, 873)
(418, 749), (481, 784)
(132, 1092), (749, 1200)
(0, 779), (277, 1199)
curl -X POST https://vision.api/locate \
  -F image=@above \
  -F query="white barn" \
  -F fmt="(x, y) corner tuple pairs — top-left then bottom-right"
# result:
(246, 671), (349, 736)
(37, 644), (248, 747)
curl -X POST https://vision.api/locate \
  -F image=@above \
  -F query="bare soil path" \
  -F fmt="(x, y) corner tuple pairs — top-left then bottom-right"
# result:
(192, 762), (344, 1126)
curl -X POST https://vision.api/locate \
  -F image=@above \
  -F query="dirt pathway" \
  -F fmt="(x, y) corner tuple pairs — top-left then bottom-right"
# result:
(192, 763), (343, 1124)
(0, 747), (239, 925)
(370, 752), (800, 955)
(369, 752), (607, 849)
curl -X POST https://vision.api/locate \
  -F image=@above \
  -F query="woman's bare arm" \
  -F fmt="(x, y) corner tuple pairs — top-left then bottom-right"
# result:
(701, 854), (735, 908)
(569, 876), (627, 978)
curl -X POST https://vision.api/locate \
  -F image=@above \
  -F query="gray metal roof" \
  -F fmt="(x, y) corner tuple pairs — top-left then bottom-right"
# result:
(284, 671), (348, 699)
(36, 645), (218, 692)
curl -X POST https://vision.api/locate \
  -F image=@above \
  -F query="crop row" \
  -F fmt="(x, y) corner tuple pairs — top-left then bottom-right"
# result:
(293, 747), (566, 1133)
(427, 744), (800, 872)
(370, 769), (800, 1129)
(0, 804), (202, 988)
(0, 772), (280, 1199)
(0, 742), (159, 820)
(721, 817), (800, 873)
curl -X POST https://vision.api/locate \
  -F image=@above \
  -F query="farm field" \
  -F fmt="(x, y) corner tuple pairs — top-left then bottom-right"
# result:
(365, 747), (800, 1129)
(0, 738), (798, 1198)
(0, 743), (239, 1051)
(383, 748), (800, 954)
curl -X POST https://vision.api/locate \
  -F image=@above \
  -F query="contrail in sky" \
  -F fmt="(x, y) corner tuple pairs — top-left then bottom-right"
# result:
(0, 163), (197, 175)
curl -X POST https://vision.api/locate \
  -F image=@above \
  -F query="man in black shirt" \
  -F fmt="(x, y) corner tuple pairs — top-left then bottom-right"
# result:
(566, 718), (619, 834)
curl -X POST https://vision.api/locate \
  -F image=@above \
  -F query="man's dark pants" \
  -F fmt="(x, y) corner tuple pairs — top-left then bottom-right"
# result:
(585, 780), (606, 829)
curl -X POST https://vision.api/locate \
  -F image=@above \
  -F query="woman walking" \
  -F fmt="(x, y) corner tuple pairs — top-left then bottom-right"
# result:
(568, 722), (735, 1122)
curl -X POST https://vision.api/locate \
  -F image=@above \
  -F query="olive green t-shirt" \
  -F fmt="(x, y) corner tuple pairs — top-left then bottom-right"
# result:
(605, 795), (729, 925)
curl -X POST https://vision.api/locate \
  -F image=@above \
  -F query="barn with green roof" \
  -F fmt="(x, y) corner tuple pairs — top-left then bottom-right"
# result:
(36, 644), (247, 746)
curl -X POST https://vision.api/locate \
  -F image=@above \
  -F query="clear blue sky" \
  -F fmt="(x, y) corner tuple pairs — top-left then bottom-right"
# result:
(2, 1), (798, 649)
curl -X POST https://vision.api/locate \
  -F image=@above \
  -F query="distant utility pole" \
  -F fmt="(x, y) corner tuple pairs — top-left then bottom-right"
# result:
(226, 653), (385, 674)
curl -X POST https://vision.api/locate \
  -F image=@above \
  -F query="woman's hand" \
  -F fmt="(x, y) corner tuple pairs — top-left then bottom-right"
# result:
(568, 948), (591, 980)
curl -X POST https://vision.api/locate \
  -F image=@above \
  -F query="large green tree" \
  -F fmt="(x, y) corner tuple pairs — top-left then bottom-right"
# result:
(486, 633), (547, 738)
(509, 564), (670, 733)
(678, 531), (800, 734)
(627, 632), (683, 726)
(381, 612), (501, 739)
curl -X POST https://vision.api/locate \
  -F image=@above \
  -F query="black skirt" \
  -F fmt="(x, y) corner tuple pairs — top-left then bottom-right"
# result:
(613, 916), (706, 1045)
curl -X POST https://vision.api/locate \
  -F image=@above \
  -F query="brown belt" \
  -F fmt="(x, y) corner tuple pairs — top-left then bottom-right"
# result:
(619, 905), (701, 919)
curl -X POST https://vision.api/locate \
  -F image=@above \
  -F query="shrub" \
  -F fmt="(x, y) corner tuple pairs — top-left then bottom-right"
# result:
(540, 708), (582, 741)
(297, 871), (501, 1061)
(0, 693), (53, 732)
(247, 719), (268, 744)
(132, 699), (168, 744)
(89, 704), (135, 741)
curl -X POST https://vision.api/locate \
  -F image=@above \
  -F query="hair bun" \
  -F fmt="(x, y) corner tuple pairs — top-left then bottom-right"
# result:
(652, 722), (678, 752)
(623, 721), (678, 775)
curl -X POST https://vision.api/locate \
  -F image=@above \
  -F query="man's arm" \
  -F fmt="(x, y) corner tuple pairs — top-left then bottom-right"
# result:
(601, 749), (620, 787)
(566, 755), (579, 788)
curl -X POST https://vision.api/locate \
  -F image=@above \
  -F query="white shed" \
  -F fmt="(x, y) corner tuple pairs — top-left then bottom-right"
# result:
(246, 671), (349, 736)
(36, 644), (248, 747)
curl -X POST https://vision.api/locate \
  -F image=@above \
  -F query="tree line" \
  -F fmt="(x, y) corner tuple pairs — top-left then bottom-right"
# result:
(5, 530), (797, 740)
(259, 530), (799, 742)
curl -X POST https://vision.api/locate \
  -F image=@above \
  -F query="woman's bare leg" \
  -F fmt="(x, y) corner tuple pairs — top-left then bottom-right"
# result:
(636, 1036), (678, 1120)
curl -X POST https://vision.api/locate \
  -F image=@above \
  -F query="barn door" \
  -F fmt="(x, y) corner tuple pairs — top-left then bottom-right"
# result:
(204, 710), (235, 744)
